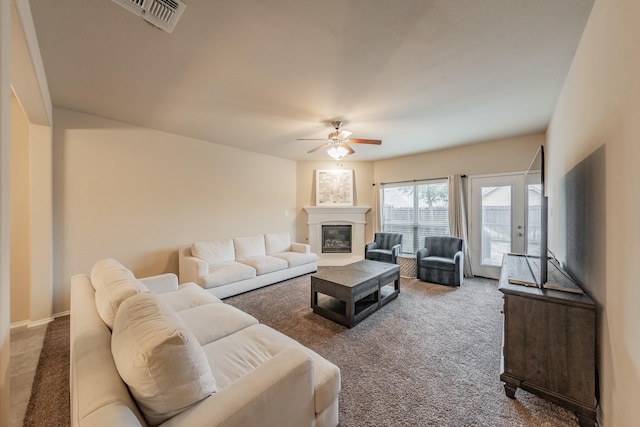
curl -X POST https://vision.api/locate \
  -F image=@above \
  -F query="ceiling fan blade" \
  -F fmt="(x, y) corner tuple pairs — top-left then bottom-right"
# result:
(339, 143), (355, 155)
(348, 138), (382, 145)
(307, 142), (332, 153)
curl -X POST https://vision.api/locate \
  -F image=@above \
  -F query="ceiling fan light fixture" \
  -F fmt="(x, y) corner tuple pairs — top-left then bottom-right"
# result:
(338, 130), (353, 139)
(297, 120), (381, 159)
(327, 145), (349, 159)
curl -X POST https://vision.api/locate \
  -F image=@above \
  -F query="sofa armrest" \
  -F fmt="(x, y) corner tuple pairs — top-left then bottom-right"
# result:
(290, 242), (310, 254)
(391, 244), (402, 264)
(161, 347), (315, 427)
(179, 256), (209, 286)
(454, 250), (464, 269)
(139, 273), (179, 294)
(416, 248), (429, 260)
(364, 242), (378, 258)
(71, 275), (147, 427)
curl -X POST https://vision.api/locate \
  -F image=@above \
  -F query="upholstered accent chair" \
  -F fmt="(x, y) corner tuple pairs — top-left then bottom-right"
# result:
(416, 236), (464, 286)
(364, 233), (403, 264)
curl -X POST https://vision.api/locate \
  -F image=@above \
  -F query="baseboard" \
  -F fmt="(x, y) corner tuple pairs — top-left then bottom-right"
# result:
(10, 320), (31, 329)
(27, 317), (54, 328)
(10, 310), (70, 329)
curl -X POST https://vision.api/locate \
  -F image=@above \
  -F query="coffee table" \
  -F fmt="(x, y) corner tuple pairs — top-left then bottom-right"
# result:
(311, 259), (400, 328)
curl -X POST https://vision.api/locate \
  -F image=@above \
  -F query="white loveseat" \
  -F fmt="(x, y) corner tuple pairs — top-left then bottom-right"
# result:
(71, 259), (340, 427)
(179, 232), (317, 298)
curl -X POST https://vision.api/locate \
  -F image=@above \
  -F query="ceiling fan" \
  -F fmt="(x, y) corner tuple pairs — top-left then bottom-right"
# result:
(297, 121), (382, 159)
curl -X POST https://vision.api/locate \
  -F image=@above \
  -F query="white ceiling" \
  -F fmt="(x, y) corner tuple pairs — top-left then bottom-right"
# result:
(28, 0), (593, 161)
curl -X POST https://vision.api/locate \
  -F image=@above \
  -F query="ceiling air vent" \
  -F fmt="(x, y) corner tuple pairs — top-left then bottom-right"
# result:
(112, 0), (186, 33)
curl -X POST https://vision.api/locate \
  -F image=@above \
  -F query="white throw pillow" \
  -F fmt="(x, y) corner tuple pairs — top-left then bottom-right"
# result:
(265, 232), (292, 254)
(233, 235), (266, 259)
(192, 239), (235, 265)
(112, 293), (217, 426)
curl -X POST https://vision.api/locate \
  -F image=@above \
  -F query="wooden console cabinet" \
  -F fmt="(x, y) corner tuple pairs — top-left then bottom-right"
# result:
(499, 254), (597, 427)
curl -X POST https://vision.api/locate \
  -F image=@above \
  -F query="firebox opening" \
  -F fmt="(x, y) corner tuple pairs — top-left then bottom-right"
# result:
(322, 225), (352, 253)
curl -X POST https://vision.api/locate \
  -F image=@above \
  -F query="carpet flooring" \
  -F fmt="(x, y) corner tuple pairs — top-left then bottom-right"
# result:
(24, 274), (580, 426)
(226, 274), (580, 427)
(23, 315), (70, 427)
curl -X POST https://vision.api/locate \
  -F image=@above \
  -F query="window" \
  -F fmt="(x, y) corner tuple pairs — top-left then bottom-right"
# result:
(381, 180), (450, 254)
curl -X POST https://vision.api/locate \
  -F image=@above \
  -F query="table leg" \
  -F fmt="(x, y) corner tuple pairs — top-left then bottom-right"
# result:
(346, 297), (354, 327)
(311, 284), (317, 309)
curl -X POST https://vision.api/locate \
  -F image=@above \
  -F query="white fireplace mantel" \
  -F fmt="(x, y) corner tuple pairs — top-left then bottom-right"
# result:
(304, 205), (371, 266)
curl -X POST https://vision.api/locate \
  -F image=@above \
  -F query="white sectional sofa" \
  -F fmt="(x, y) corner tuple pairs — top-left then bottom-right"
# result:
(71, 259), (340, 427)
(179, 232), (317, 298)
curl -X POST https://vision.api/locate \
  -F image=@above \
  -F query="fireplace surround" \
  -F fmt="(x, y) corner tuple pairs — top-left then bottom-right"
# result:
(304, 206), (371, 266)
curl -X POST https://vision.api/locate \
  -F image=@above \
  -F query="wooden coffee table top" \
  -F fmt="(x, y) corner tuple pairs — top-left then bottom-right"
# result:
(311, 259), (399, 289)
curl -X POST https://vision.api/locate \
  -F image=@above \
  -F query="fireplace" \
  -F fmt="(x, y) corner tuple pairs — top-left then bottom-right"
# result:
(304, 206), (370, 266)
(322, 225), (352, 253)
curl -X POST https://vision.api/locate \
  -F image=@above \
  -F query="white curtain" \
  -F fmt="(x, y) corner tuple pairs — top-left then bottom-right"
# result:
(373, 183), (381, 232)
(448, 175), (473, 277)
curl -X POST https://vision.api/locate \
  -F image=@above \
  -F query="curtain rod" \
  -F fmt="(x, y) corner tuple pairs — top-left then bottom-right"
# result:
(379, 175), (466, 186)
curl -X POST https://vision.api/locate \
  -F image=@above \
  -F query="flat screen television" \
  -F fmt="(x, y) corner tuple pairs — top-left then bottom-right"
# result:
(524, 145), (548, 287)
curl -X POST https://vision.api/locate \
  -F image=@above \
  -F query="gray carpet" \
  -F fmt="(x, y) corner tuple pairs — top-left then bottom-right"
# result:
(226, 273), (580, 427)
(24, 315), (70, 427)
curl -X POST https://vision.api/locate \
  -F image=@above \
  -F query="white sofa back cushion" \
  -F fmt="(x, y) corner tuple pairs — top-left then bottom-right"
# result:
(90, 258), (135, 290)
(265, 232), (292, 254)
(111, 292), (217, 426)
(95, 276), (148, 330)
(192, 239), (235, 265)
(90, 258), (149, 329)
(234, 235), (266, 259)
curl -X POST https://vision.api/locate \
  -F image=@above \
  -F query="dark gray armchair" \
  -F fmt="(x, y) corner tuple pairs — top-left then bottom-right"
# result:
(416, 236), (464, 286)
(365, 233), (403, 264)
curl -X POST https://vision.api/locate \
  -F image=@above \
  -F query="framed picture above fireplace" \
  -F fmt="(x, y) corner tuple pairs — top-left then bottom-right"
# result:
(316, 169), (354, 206)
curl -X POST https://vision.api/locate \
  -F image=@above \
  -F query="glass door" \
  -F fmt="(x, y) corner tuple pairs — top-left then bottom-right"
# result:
(469, 174), (525, 279)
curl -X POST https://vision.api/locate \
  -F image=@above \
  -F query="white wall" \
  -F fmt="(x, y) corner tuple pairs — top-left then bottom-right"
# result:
(52, 108), (298, 313)
(9, 92), (30, 324)
(373, 133), (545, 184)
(547, 0), (640, 424)
(8, 0), (53, 328)
(0, 0), (11, 423)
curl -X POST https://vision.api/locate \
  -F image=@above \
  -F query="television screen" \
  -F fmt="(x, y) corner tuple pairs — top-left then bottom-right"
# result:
(524, 145), (548, 286)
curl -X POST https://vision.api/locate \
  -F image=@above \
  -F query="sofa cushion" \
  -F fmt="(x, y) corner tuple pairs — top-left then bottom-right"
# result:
(111, 293), (217, 427)
(90, 259), (149, 329)
(233, 235), (266, 259)
(178, 303), (258, 345)
(238, 256), (288, 275)
(272, 251), (317, 268)
(95, 277), (149, 330)
(203, 262), (256, 289)
(365, 249), (394, 262)
(90, 258), (135, 291)
(192, 239), (235, 265)
(265, 232), (291, 254)
(419, 256), (456, 272)
(201, 324), (340, 415)
(157, 282), (223, 311)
